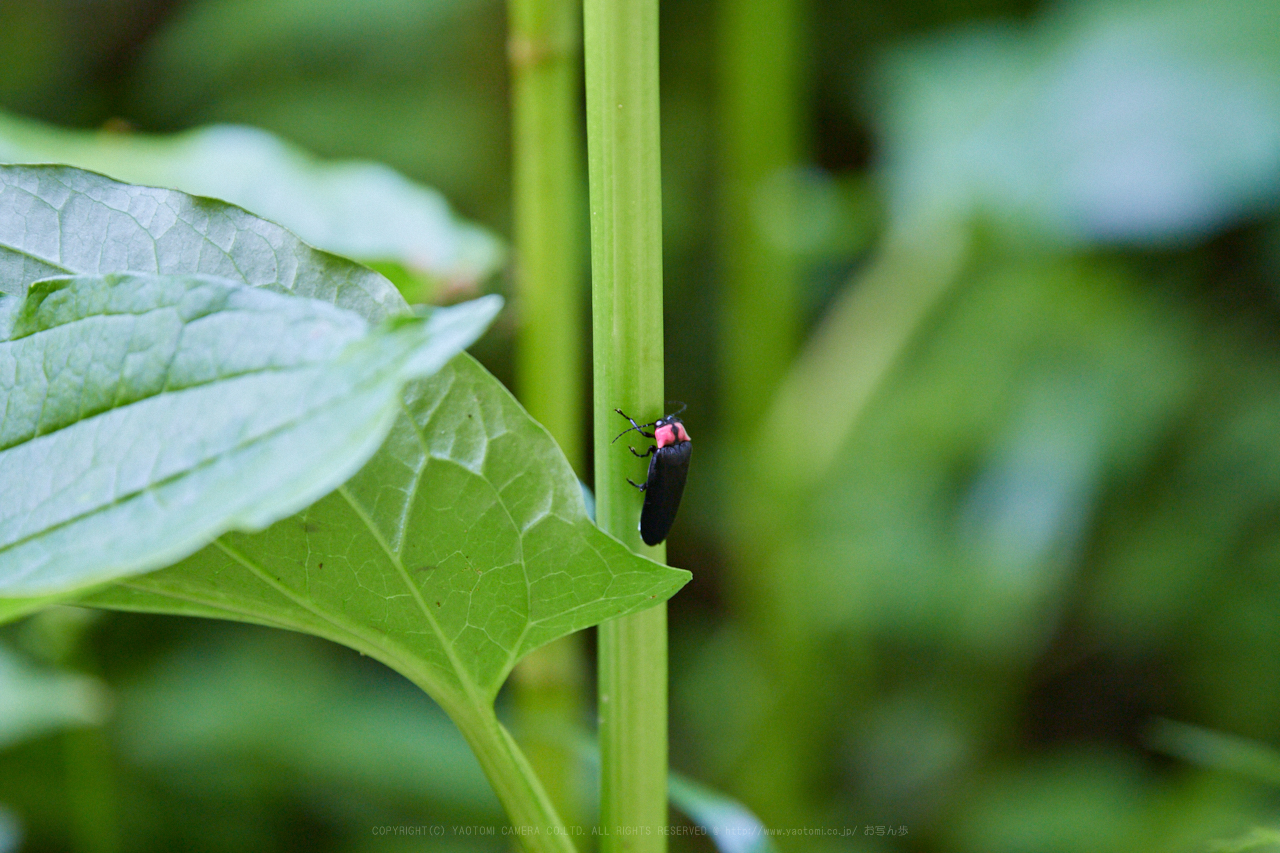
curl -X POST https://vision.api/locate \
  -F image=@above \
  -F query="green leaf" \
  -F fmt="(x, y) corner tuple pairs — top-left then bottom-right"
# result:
(0, 271), (501, 595)
(0, 165), (684, 844)
(0, 595), (69, 625)
(0, 115), (503, 292)
(0, 643), (107, 749)
(114, 630), (499, 814)
(0, 163), (405, 320)
(876, 0), (1280, 244)
(0, 806), (16, 853)
(668, 773), (778, 853)
(0, 167), (686, 675)
(1148, 719), (1280, 788)
(1207, 826), (1280, 853)
(82, 352), (690, 705)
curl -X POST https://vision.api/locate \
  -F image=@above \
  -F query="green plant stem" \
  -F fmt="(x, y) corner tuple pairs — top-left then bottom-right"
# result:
(510, 0), (585, 473)
(507, 0), (588, 830)
(511, 634), (587, 834)
(583, 0), (669, 848)
(63, 727), (119, 853)
(716, 0), (807, 829)
(731, 224), (968, 828)
(596, 607), (667, 844)
(718, 0), (804, 434)
(451, 702), (578, 853)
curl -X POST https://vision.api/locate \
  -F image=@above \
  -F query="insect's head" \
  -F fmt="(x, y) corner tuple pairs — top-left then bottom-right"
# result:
(612, 403), (690, 446)
(654, 415), (690, 448)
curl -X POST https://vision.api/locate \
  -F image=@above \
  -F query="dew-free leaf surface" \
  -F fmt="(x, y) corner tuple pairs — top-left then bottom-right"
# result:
(0, 163), (404, 321)
(0, 165), (688, 723)
(878, 0), (1280, 244)
(86, 353), (690, 704)
(0, 271), (500, 595)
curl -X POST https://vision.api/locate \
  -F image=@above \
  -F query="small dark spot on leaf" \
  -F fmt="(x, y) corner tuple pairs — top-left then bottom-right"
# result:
(301, 521), (320, 534)
(317, 562), (323, 570)
(435, 601), (442, 607)
(414, 565), (435, 574)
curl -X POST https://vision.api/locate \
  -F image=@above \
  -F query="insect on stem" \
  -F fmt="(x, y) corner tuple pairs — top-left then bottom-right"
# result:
(613, 407), (692, 545)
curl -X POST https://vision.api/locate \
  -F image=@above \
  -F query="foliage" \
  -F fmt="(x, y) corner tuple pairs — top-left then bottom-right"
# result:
(0, 163), (687, 849)
(0, 643), (105, 749)
(0, 113), (503, 300)
(3, 0), (1280, 850)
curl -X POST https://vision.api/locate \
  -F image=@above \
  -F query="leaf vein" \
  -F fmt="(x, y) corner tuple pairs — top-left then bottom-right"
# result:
(336, 483), (486, 703)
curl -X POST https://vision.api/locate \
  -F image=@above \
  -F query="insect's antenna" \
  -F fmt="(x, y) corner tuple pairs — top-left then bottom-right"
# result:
(666, 401), (687, 416)
(612, 408), (649, 443)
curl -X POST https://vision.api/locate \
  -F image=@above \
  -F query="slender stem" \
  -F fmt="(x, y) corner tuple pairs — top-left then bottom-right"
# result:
(583, 0), (669, 848)
(734, 225), (968, 830)
(63, 723), (120, 853)
(510, 0), (586, 474)
(507, 0), (589, 829)
(510, 634), (587, 835)
(717, 0), (804, 434)
(596, 606), (667, 844)
(450, 701), (578, 853)
(715, 0), (807, 829)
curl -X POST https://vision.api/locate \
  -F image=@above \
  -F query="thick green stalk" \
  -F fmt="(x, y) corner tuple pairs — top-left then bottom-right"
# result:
(718, 0), (804, 433)
(583, 0), (668, 848)
(510, 0), (585, 473)
(716, 0), (807, 829)
(507, 0), (588, 829)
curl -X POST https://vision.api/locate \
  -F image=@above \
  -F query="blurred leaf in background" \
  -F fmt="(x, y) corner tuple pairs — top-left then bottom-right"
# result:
(0, 113), (504, 304)
(0, 639), (108, 853)
(0, 625), (510, 853)
(876, 0), (1280, 242)
(113, 629), (502, 840)
(125, 0), (511, 228)
(0, 643), (106, 750)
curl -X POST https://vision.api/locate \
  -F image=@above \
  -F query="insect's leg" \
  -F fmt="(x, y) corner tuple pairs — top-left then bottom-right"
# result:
(613, 409), (655, 443)
(628, 445), (657, 458)
(625, 478), (648, 491)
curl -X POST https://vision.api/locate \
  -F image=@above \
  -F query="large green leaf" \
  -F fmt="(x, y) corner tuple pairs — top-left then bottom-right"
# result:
(84, 353), (690, 704)
(0, 164), (689, 713)
(0, 114), (502, 293)
(0, 271), (500, 595)
(0, 163), (404, 320)
(0, 163), (412, 613)
(0, 597), (61, 625)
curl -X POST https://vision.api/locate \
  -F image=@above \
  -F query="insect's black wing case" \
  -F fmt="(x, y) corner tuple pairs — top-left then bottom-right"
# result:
(639, 441), (692, 546)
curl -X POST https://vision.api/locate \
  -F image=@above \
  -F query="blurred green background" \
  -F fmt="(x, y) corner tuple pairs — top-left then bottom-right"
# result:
(3, 0), (1280, 851)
